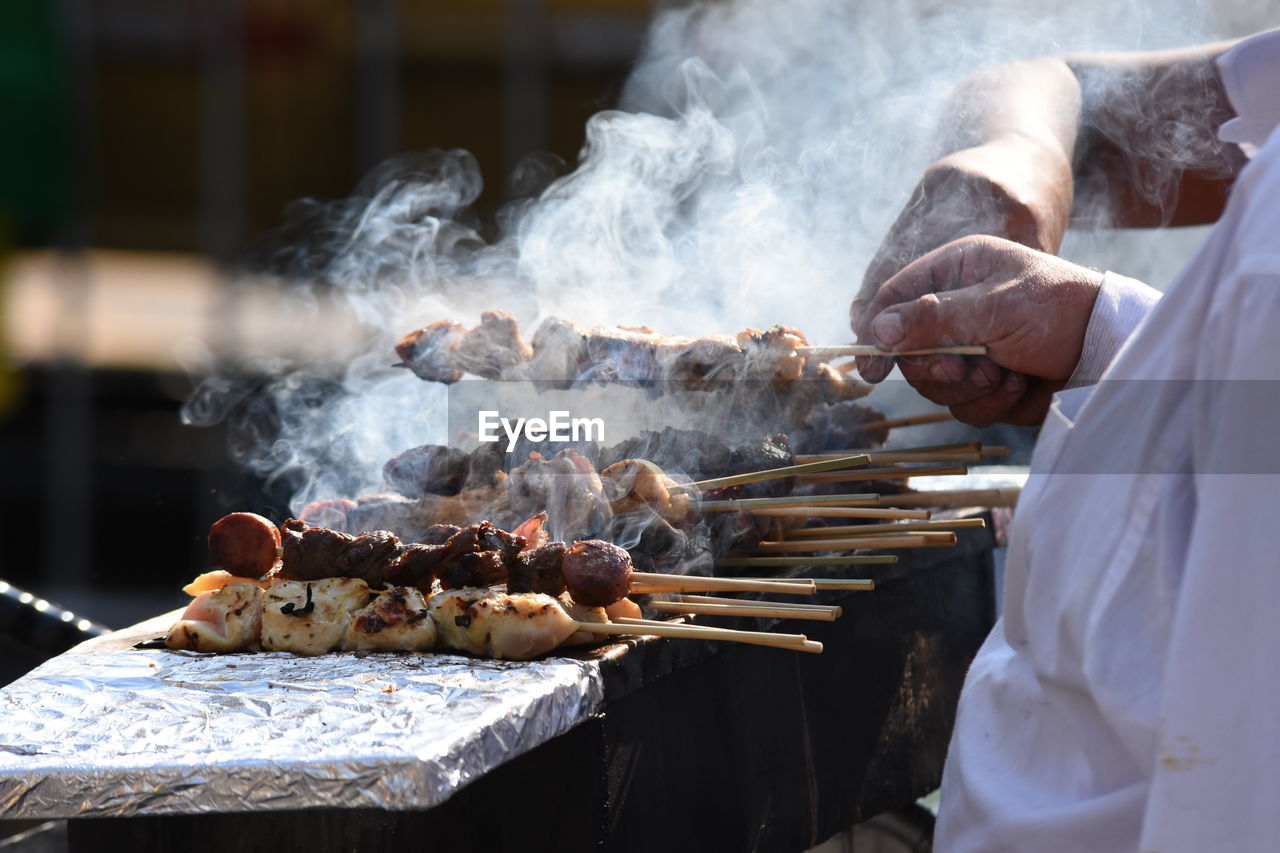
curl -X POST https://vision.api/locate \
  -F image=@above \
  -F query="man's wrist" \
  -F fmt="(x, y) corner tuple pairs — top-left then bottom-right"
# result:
(1066, 271), (1162, 386)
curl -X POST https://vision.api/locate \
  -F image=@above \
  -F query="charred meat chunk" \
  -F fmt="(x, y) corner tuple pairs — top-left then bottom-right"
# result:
(279, 520), (402, 586)
(508, 541), (568, 597)
(438, 550), (508, 590)
(419, 523), (462, 546)
(383, 444), (469, 497)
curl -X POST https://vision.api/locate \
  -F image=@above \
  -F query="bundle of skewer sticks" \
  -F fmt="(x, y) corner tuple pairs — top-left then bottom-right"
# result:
(648, 438), (1018, 569)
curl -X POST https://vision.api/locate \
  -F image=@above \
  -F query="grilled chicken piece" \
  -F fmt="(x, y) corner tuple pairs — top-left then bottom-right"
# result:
(343, 586), (437, 652)
(166, 582), (264, 653)
(396, 320), (467, 383)
(600, 458), (694, 524)
(737, 325), (807, 386)
(429, 588), (578, 660)
(504, 316), (589, 384)
(455, 311), (533, 378)
(261, 578), (372, 655)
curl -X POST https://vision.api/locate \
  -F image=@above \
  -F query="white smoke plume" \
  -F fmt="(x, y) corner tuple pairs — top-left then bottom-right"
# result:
(183, 0), (1277, 514)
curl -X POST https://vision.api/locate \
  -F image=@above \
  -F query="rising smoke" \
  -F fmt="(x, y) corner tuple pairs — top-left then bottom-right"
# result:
(183, 0), (1277, 515)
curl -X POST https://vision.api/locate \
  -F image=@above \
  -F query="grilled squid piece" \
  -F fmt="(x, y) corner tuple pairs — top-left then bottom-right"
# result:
(428, 588), (578, 660)
(181, 570), (266, 596)
(558, 594), (609, 646)
(165, 582), (264, 653)
(261, 578), (372, 656)
(343, 586), (437, 652)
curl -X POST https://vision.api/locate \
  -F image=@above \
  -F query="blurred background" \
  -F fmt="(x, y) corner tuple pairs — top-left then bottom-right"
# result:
(0, 0), (653, 672)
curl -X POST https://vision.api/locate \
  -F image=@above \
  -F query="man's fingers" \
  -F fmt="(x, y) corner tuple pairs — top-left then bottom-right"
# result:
(949, 371), (1028, 427)
(897, 356), (1002, 408)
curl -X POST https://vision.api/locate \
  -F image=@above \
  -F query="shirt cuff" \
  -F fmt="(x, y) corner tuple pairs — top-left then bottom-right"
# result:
(1065, 271), (1161, 387)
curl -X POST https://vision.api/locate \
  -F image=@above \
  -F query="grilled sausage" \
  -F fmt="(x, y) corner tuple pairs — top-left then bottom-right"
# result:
(208, 512), (281, 577)
(561, 539), (633, 607)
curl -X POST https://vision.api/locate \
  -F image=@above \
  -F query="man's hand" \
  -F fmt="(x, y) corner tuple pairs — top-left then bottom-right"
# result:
(853, 235), (1103, 426)
(852, 132), (1076, 383)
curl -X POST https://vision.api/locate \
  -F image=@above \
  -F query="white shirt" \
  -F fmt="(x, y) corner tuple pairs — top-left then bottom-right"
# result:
(936, 30), (1280, 853)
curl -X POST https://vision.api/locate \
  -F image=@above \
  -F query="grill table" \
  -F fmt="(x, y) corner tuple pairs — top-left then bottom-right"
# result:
(1, 523), (995, 853)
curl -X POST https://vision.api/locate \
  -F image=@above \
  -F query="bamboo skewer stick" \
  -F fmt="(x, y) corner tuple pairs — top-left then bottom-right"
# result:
(805, 578), (880, 590)
(697, 492), (879, 510)
(878, 488), (1021, 508)
(794, 444), (1009, 465)
(781, 517), (987, 538)
(752, 532), (958, 552)
(797, 464), (968, 483)
(857, 411), (955, 431)
(629, 572), (816, 595)
(574, 617), (823, 653)
(715, 555), (897, 568)
(797, 345), (987, 357)
(646, 600), (840, 622)
(675, 594), (850, 612)
(747, 506), (931, 520)
(668, 453), (870, 495)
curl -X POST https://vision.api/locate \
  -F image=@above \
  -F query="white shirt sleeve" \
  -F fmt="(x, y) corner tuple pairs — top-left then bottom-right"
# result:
(1137, 265), (1280, 852)
(1065, 271), (1162, 387)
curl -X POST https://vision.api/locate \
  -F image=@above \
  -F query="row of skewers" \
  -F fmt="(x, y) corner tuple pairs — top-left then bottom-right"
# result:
(166, 429), (1018, 659)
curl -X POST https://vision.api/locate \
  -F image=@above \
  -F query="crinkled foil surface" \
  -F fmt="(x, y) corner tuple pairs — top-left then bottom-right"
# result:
(0, 613), (604, 820)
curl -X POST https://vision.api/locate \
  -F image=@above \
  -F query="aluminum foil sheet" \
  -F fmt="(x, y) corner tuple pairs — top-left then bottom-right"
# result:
(0, 612), (605, 820)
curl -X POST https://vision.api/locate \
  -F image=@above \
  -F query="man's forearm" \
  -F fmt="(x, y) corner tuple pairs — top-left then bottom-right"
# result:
(1064, 41), (1245, 227)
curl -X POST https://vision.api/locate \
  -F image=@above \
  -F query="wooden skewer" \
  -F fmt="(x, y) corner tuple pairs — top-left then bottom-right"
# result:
(668, 453), (870, 495)
(747, 506), (931, 520)
(675, 594), (850, 611)
(629, 572), (816, 595)
(797, 464), (968, 483)
(797, 345), (987, 357)
(752, 532), (957, 552)
(805, 578), (880, 590)
(794, 444), (1009, 465)
(574, 617), (823, 653)
(697, 492), (878, 510)
(715, 555), (897, 568)
(782, 517), (986, 538)
(646, 600), (840, 622)
(857, 411), (955, 431)
(879, 488), (1021, 508)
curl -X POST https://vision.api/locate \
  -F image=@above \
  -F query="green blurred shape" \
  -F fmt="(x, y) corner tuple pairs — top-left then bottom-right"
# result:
(0, 0), (73, 244)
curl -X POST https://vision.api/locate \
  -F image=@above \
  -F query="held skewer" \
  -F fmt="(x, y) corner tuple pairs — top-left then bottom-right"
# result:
(782, 517), (987, 538)
(751, 532), (958, 553)
(646, 600), (840, 622)
(574, 617), (823, 653)
(797, 345), (987, 357)
(668, 453), (871, 495)
(797, 464), (968, 484)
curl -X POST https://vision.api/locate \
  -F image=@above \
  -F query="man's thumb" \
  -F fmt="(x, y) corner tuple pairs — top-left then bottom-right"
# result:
(869, 291), (982, 352)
